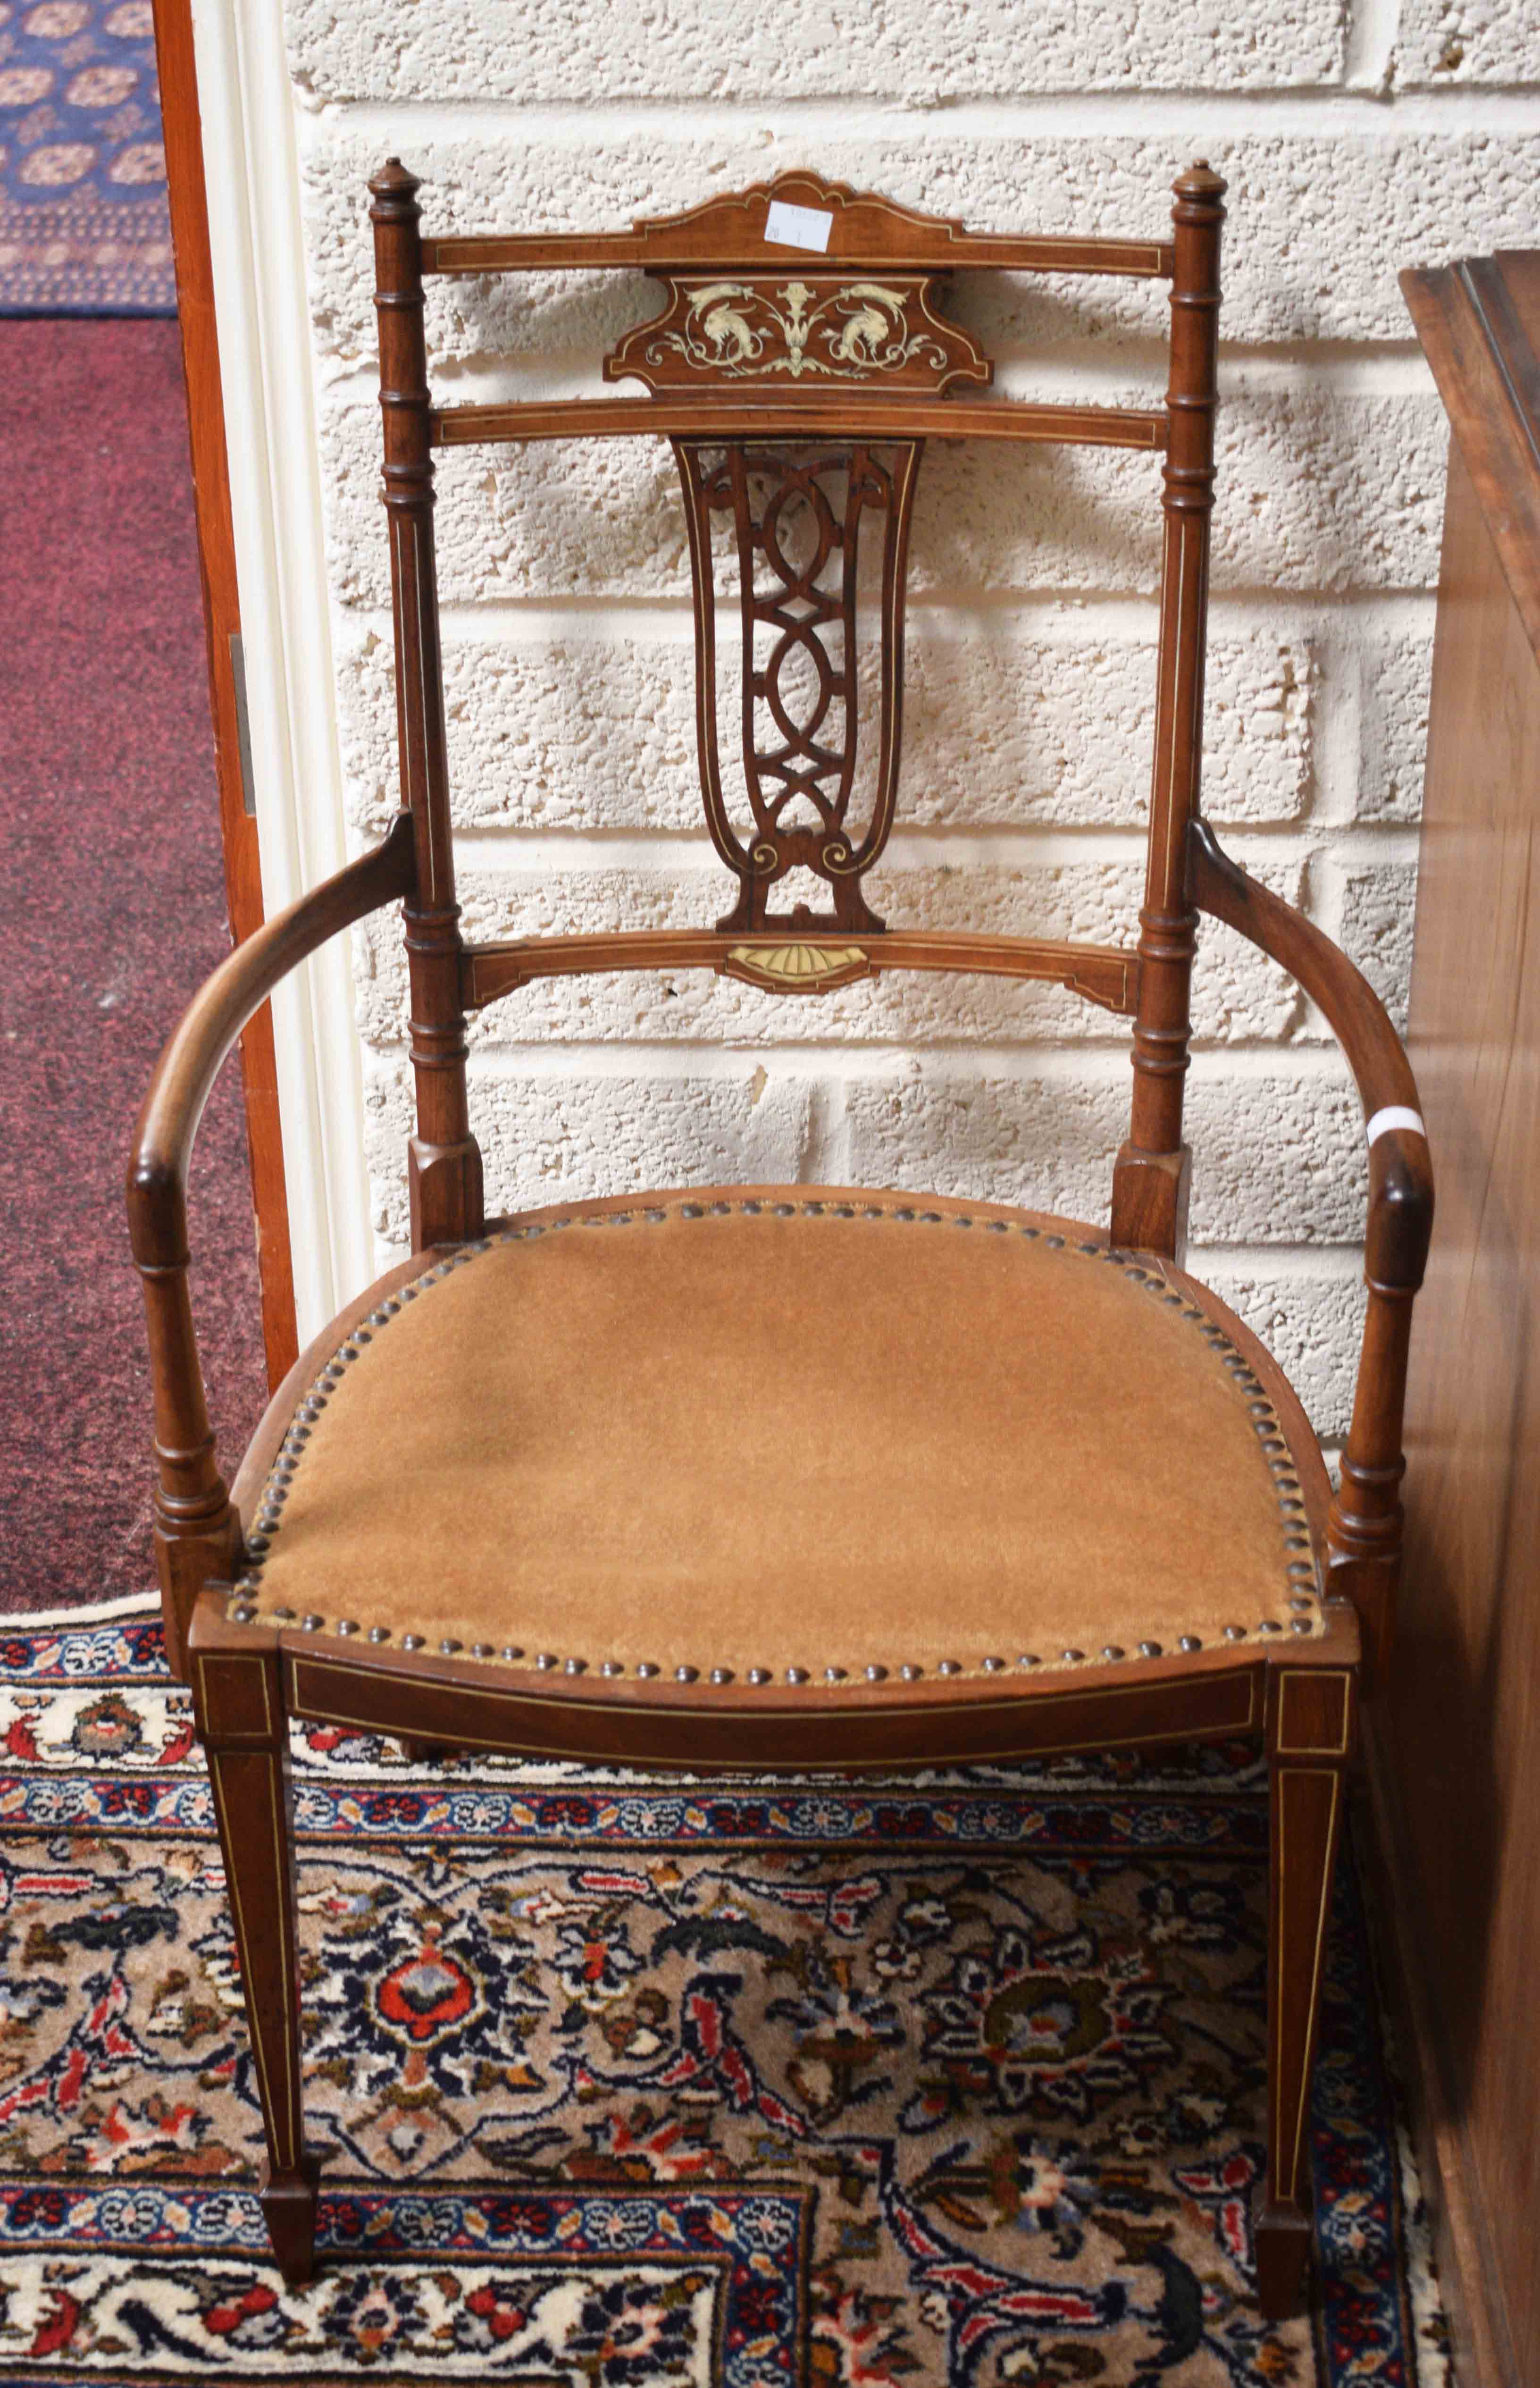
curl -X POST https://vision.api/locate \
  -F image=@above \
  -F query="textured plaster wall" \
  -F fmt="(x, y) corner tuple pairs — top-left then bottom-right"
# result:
(284, 0), (1540, 1438)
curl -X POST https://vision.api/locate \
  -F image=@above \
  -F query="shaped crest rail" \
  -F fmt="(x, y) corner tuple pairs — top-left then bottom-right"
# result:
(419, 172), (1173, 282)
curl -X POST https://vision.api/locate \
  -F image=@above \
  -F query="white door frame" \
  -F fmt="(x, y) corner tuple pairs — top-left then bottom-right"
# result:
(190, 0), (376, 1345)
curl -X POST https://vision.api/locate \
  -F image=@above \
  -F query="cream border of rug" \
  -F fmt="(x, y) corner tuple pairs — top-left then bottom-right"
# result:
(10, 1593), (160, 1628)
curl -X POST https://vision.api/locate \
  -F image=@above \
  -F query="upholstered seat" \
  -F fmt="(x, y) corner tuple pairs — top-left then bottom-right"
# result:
(229, 1187), (1323, 1682)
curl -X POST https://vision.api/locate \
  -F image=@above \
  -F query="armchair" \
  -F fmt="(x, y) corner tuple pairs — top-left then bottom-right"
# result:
(128, 160), (1431, 2315)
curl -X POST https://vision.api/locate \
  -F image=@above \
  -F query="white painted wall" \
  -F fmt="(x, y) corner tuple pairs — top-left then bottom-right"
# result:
(208, 0), (1540, 1436)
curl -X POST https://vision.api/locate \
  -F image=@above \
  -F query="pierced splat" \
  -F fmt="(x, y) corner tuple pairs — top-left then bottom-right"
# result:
(674, 439), (921, 934)
(596, 176), (1000, 940)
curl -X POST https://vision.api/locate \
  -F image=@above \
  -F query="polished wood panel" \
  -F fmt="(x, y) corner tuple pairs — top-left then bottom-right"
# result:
(151, 0), (297, 1386)
(1385, 248), (1540, 2387)
(1404, 255), (1540, 661)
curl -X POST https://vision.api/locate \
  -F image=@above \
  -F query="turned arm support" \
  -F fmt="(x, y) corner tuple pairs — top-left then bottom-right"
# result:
(126, 814), (417, 1674)
(1188, 819), (1434, 1682)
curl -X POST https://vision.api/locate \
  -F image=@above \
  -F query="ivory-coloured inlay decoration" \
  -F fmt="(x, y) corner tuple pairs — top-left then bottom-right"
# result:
(606, 273), (991, 398)
(723, 942), (871, 990)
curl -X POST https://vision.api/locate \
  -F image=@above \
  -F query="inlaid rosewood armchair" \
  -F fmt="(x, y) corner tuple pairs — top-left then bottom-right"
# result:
(127, 163), (1432, 2316)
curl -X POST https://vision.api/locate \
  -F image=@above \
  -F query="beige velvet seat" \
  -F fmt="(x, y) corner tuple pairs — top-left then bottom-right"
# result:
(229, 1187), (1323, 1682)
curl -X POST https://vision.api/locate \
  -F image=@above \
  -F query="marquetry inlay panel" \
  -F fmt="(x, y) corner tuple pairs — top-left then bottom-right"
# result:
(606, 274), (990, 397)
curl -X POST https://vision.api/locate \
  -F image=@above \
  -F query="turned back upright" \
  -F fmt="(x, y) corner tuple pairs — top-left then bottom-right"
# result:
(369, 161), (1225, 1258)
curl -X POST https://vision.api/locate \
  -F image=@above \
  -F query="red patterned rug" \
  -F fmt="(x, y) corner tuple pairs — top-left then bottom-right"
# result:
(0, 1606), (1451, 2384)
(0, 320), (267, 1616)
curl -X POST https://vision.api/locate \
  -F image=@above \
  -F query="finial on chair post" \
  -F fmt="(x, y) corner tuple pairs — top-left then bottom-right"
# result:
(368, 158), (485, 1249)
(369, 155), (421, 204)
(368, 160), (425, 324)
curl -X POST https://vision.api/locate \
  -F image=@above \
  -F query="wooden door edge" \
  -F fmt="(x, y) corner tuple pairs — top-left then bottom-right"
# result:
(151, 0), (298, 1389)
(1357, 1713), (1520, 2388)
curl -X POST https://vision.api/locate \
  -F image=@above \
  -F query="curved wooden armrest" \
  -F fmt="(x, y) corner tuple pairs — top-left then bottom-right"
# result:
(1189, 817), (1433, 1683)
(1189, 819), (1433, 1293)
(125, 814), (416, 1677)
(127, 814), (417, 1270)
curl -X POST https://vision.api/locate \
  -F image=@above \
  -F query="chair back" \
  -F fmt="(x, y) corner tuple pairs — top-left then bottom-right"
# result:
(368, 161), (1226, 1255)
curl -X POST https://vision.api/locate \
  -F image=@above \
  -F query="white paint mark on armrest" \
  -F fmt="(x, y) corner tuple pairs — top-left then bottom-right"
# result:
(1366, 1105), (1427, 1145)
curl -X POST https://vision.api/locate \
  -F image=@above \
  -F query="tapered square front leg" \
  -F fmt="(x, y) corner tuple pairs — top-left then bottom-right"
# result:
(189, 1598), (321, 2287)
(1254, 1664), (1355, 2321)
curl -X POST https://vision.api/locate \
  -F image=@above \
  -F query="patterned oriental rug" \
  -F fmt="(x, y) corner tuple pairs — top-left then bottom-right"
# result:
(0, 1609), (1450, 2385)
(0, 1), (174, 314)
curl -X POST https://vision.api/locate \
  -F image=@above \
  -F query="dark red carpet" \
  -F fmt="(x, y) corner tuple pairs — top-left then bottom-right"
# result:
(0, 320), (268, 1612)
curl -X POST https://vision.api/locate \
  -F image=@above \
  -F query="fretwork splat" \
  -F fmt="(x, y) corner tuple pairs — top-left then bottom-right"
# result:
(674, 437), (921, 934)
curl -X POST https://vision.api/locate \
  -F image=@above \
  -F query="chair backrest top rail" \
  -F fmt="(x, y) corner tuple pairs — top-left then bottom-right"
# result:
(429, 395), (1169, 452)
(461, 926), (1141, 1016)
(421, 230), (1174, 281)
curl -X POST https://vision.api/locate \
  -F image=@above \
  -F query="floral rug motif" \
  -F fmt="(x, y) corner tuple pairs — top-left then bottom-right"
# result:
(0, 1), (173, 314)
(0, 1610), (1451, 2384)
